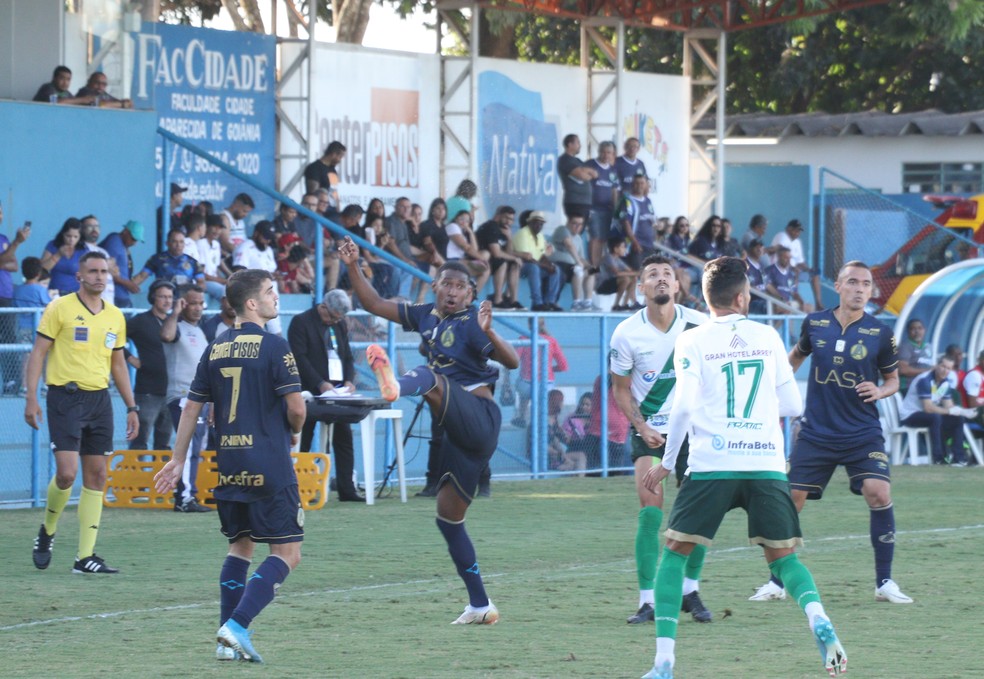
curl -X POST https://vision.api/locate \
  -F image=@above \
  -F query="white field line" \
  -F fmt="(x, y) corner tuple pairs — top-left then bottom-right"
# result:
(3, 522), (981, 633)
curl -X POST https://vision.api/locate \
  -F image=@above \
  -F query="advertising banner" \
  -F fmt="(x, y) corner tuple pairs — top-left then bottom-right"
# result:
(129, 23), (277, 218)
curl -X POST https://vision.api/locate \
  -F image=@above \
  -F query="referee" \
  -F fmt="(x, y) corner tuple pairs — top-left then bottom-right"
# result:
(25, 251), (139, 574)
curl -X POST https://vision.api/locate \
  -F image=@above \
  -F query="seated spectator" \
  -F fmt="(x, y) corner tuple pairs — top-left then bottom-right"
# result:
(550, 214), (596, 311)
(582, 374), (630, 472)
(665, 215), (692, 254)
(272, 202), (297, 235)
(183, 213), (206, 266)
(366, 197), (387, 223)
(898, 317), (934, 391)
(194, 201), (214, 220)
(445, 210), (490, 296)
(233, 220), (278, 274)
(32, 66), (94, 105)
(445, 179), (478, 225)
(383, 197), (418, 300)
(476, 206), (523, 309)
(419, 198), (450, 263)
(410, 203), (424, 226)
(562, 392), (594, 459)
(687, 215), (724, 262)
(75, 72), (132, 109)
(407, 200), (444, 303)
(596, 237), (638, 311)
(276, 234), (314, 293)
(898, 355), (973, 465)
(770, 218), (823, 309)
(744, 239), (770, 315)
(513, 211), (562, 312)
(132, 229), (205, 288)
(719, 218), (742, 257)
(764, 245), (812, 312)
(962, 350), (984, 420)
(547, 389), (587, 475)
(512, 318), (568, 428)
(361, 213), (398, 298)
(40, 218), (85, 295)
(219, 193), (255, 253)
(653, 217), (671, 246)
(664, 215), (696, 303)
(158, 182), (187, 236)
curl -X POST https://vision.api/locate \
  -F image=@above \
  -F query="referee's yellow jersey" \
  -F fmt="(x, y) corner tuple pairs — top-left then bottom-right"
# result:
(36, 293), (127, 391)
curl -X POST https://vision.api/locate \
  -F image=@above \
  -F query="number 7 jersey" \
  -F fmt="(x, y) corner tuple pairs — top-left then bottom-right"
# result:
(671, 314), (795, 473)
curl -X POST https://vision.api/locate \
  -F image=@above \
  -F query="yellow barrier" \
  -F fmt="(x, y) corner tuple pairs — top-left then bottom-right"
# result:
(103, 450), (332, 510)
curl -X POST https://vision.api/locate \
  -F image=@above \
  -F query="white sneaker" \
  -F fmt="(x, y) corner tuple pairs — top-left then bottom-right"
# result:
(451, 601), (499, 625)
(875, 579), (913, 604)
(749, 580), (786, 601)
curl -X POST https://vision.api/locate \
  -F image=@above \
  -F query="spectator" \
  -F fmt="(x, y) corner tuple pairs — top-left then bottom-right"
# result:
(561, 392), (594, 462)
(586, 141), (619, 268)
(445, 210), (490, 295)
(770, 218), (823, 309)
(653, 217), (671, 246)
(962, 350), (984, 408)
(898, 355), (972, 465)
(616, 174), (657, 270)
(0, 200), (30, 390)
(665, 216), (692, 254)
(127, 280), (175, 451)
(160, 284), (212, 512)
(583, 374), (630, 472)
(688, 215), (724, 262)
(419, 198), (451, 263)
(276, 235), (314, 294)
(271, 202), (296, 235)
(765, 246), (812, 313)
(366, 198), (386, 222)
(596, 237), (639, 311)
(719, 218), (742, 257)
(41, 218), (85, 296)
(219, 193), (255, 253)
(12, 257), (50, 391)
(182, 213), (205, 265)
(558, 134), (597, 246)
(194, 201), (214, 220)
(383, 197), (417, 300)
(32, 65), (94, 105)
(74, 71), (132, 108)
(615, 137), (649, 197)
(741, 213), (773, 267)
(361, 213), (398, 299)
(410, 203), (424, 227)
(513, 211), (562, 312)
(80, 215), (116, 305)
(315, 188), (333, 219)
(304, 141), (346, 216)
(201, 294), (236, 342)
(898, 318), (934, 390)
(293, 194), (324, 249)
(550, 214), (596, 311)
(744, 239), (770, 315)
(547, 389), (587, 475)
(197, 216), (229, 304)
(233, 220), (278, 274)
(445, 179), (478, 225)
(664, 216), (697, 306)
(132, 229), (204, 290)
(157, 182), (187, 239)
(475, 205), (523, 310)
(512, 318), (568, 428)
(99, 220), (143, 307)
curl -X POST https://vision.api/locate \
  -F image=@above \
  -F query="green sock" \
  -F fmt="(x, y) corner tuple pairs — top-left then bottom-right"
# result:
(43, 477), (72, 535)
(684, 543), (707, 581)
(655, 547), (687, 639)
(769, 553), (821, 611)
(635, 506), (664, 590)
(77, 487), (105, 560)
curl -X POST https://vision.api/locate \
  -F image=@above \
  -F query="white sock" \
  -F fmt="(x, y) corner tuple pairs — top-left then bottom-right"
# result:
(681, 577), (699, 595)
(639, 589), (655, 607)
(654, 638), (676, 670)
(805, 601), (827, 629)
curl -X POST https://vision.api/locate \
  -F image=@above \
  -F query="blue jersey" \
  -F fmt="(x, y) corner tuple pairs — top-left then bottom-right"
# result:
(397, 302), (498, 387)
(615, 156), (648, 193)
(586, 160), (618, 210)
(764, 264), (796, 301)
(188, 322), (302, 501)
(797, 309), (899, 446)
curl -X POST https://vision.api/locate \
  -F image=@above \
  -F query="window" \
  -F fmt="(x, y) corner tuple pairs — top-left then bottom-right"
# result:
(903, 162), (984, 194)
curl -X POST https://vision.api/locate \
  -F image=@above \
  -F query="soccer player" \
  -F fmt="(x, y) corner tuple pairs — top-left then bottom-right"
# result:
(337, 236), (520, 625)
(749, 260), (912, 605)
(154, 269), (306, 663)
(609, 256), (712, 625)
(25, 251), (139, 574)
(640, 257), (846, 679)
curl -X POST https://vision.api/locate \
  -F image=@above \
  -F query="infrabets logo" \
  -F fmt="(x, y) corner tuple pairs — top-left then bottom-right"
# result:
(624, 113), (669, 179)
(478, 72), (558, 212)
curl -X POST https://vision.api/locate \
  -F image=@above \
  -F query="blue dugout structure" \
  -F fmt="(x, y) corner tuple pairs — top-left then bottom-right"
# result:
(894, 259), (984, 358)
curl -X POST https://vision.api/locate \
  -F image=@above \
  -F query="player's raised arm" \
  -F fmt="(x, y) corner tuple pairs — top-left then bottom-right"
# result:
(337, 236), (401, 323)
(478, 300), (519, 369)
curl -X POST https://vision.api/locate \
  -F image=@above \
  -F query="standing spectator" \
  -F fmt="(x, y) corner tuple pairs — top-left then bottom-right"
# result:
(615, 137), (649, 196)
(687, 215), (724, 262)
(288, 290), (364, 501)
(32, 65), (94, 105)
(26, 252), (139, 575)
(157, 182), (187, 238)
(99, 220), (143, 307)
(899, 355), (971, 465)
(897, 318), (934, 391)
(132, 230), (205, 288)
(741, 214), (773, 267)
(294, 193), (339, 291)
(384, 197), (418, 300)
(445, 179), (478, 226)
(765, 246), (812, 312)
(513, 211), (562, 312)
(586, 141), (619, 268)
(12, 257), (50, 391)
(201, 295), (237, 342)
(744, 239), (770, 315)
(476, 206), (524, 310)
(198, 216), (229, 304)
(616, 174), (657, 270)
(512, 318), (568, 428)
(583, 374), (630, 471)
(80, 215), (116, 305)
(127, 280), (175, 451)
(445, 210), (490, 295)
(0, 200), (30, 391)
(160, 285), (212, 512)
(233, 221), (278, 274)
(558, 134), (598, 261)
(41, 218), (85, 296)
(304, 142), (346, 216)
(219, 193), (256, 253)
(770, 218), (823, 309)
(550, 214), (595, 311)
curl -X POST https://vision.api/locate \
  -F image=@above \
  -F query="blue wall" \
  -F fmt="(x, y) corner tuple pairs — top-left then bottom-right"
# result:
(0, 100), (160, 269)
(725, 163), (813, 258)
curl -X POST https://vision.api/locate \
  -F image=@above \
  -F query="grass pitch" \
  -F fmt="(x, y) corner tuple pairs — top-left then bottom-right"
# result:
(1, 466), (980, 678)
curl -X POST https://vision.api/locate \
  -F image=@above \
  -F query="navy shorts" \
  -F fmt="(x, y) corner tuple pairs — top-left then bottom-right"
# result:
(433, 375), (501, 504)
(217, 484), (304, 544)
(46, 385), (114, 455)
(788, 436), (891, 500)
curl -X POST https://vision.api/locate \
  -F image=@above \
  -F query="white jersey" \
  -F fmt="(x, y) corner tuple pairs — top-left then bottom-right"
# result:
(609, 304), (708, 431)
(666, 314), (795, 474)
(233, 240), (276, 273)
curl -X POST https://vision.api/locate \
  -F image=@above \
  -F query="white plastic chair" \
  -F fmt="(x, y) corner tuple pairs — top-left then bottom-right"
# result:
(880, 393), (932, 465)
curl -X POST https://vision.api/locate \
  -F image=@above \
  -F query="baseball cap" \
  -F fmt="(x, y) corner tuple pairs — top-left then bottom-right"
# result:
(123, 220), (144, 242)
(787, 219), (804, 230)
(528, 211), (547, 223)
(253, 220), (276, 241)
(170, 182), (189, 196)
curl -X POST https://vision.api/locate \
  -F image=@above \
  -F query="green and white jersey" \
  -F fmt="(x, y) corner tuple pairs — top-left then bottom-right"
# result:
(609, 304), (708, 432)
(670, 314), (794, 473)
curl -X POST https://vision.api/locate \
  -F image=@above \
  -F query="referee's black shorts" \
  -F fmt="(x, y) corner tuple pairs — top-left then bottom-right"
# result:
(46, 385), (114, 455)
